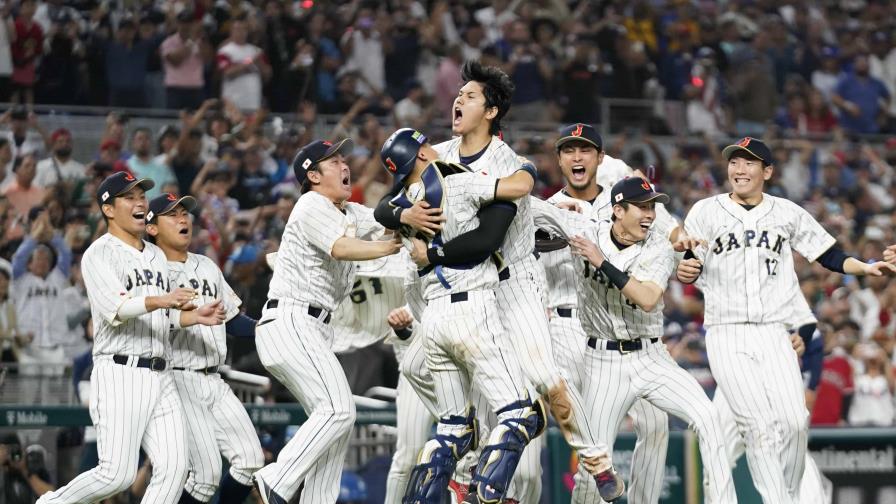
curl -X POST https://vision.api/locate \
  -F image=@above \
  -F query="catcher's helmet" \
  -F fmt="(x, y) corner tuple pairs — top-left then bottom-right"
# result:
(380, 128), (428, 183)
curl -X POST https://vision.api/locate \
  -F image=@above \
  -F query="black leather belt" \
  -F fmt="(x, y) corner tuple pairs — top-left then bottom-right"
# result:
(450, 292), (468, 303)
(587, 337), (659, 353)
(173, 366), (219, 374)
(112, 355), (167, 371)
(556, 308), (574, 318)
(265, 299), (331, 324)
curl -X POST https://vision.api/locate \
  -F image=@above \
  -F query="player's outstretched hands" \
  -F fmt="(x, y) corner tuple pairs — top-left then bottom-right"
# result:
(162, 288), (199, 310)
(555, 200), (582, 213)
(569, 235), (605, 267)
(400, 201), (445, 237)
(195, 299), (227, 326)
(387, 307), (413, 330)
(672, 234), (705, 253)
(864, 260), (896, 277)
(884, 244), (896, 265)
(790, 333), (806, 357)
(676, 258), (703, 284)
(409, 237), (429, 267)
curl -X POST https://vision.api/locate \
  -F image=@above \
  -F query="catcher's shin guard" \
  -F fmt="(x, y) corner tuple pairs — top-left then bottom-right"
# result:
(468, 397), (547, 503)
(403, 407), (479, 504)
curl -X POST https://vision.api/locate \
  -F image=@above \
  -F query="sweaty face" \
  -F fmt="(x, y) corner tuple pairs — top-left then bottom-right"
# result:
(615, 201), (656, 242)
(727, 154), (771, 201)
(151, 206), (192, 250)
(452, 81), (494, 135)
(104, 187), (148, 235)
(558, 142), (601, 190)
(311, 154), (352, 202)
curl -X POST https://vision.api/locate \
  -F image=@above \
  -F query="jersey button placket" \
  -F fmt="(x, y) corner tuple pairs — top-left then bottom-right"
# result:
(742, 212), (763, 322)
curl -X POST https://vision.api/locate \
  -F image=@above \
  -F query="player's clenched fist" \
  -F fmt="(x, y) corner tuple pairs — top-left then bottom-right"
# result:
(409, 237), (429, 267)
(676, 258), (703, 284)
(387, 307), (414, 330)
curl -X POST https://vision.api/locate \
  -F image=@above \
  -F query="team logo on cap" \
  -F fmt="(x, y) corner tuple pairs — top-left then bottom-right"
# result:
(322, 141), (332, 147)
(385, 158), (398, 173)
(641, 179), (651, 191)
(302, 158), (312, 170)
(737, 137), (752, 147)
(146, 211), (154, 221)
(125, 173), (135, 181)
(614, 193), (624, 202)
(571, 124), (584, 137)
(166, 193), (177, 201)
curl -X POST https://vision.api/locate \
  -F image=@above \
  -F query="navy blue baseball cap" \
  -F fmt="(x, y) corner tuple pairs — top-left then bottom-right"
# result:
(611, 177), (670, 205)
(381, 128), (428, 183)
(555, 123), (602, 151)
(145, 193), (198, 223)
(96, 172), (155, 206)
(292, 138), (353, 184)
(722, 137), (774, 166)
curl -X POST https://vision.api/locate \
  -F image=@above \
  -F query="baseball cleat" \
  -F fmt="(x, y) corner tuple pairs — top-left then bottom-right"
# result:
(253, 474), (287, 504)
(595, 467), (625, 502)
(448, 480), (469, 503)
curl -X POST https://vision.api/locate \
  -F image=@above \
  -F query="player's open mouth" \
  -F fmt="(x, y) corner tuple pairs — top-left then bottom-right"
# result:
(571, 165), (587, 180)
(342, 175), (350, 186)
(178, 228), (189, 235)
(453, 108), (463, 126)
(133, 211), (145, 220)
(733, 177), (750, 185)
(639, 222), (651, 231)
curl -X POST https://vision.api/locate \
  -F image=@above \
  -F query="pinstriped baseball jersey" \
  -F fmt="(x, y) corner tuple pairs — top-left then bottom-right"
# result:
(167, 253), (241, 368)
(434, 136), (534, 266)
(786, 270), (817, 330)
(267, 191), (385, 312)
(331, 274), (406, 353)
(81, 234), (174, 358)
(683, 194), (836, 326)
(12, 270), (69, 347)
(578, 221), (675, 341)
(409, 171), (503, 300)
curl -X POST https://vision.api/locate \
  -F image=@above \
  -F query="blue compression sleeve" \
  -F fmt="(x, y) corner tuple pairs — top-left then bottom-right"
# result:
(226, 313), (257, 339)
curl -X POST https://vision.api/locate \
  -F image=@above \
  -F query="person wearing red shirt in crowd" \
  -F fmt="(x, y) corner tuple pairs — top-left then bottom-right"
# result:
(810, 327), (856, 426)
(10, 0), (43, 106)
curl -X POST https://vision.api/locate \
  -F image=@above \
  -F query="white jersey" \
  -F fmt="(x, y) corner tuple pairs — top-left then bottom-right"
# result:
(410, 170), (502, 300)
(596, 154), (632, 189)
(267, 191), (384, 312)
(34, 156), (86, 188)
(12, 269), (69, 348)
(684, 194), (836, 326)
(331, 253), (409, 353)
(786, 269), (817, 331)
(434, 136), (534, 265)
(81, 234), (175, 358)
(577, 220), (674, 341)
(167, 253), (242, 369)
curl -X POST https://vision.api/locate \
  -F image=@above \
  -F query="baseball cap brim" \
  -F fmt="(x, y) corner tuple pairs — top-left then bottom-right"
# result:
(103, 178), (155, 204)
(320, 138), (354, 163)
(721, 145), (768, 164)
(554, 135), (601, 150)
(148, 195), (198, 223)
(622, 191), (670, 205)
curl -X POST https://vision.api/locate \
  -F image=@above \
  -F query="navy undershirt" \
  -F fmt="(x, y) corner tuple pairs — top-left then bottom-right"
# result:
(459, 143), (490, 165)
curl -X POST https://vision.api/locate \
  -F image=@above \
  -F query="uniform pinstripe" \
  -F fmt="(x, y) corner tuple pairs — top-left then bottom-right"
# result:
(685, 193), (837, 504)
(38, 235), (188, 504)
(565, 221), (735, 504)
(167, 253), (264, 502)
(540, 188), (670, 503)
(435, 137), (609, 497)
(255, 191), (385, 502)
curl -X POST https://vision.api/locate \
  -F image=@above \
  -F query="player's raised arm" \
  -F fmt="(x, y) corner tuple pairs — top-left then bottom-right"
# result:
(494, 156), (537, 200)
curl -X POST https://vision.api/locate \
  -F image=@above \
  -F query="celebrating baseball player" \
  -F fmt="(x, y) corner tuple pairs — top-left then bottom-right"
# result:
(143, 193), (264, 504)
(538, 123), (672, 504)
(251, 138), (401, 504)
(378, 126), (556, 504)
(676, 137), (896, 503)
(38, 173), (226, 504)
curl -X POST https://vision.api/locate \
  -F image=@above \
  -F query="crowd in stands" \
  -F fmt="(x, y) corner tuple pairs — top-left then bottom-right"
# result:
(0, 0), (894, 440)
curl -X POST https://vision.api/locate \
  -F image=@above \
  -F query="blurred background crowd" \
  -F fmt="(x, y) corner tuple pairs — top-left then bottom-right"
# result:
(0, 0), (895, 501)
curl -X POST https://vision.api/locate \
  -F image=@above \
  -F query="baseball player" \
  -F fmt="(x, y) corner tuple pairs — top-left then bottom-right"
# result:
(252, 138), (401, 504)
(535, 177), (737, 503)
(676, 137), (896, 503)
(143, 193), (264, 504)
(378, 127), (557, 504)
(38, 172), (226, 504)
(376, 63), (623, 503)
(538, 123), (671, 504)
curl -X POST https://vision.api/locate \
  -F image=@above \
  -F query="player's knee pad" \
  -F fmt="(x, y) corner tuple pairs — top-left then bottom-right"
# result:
(470, 397), (547, 503)
(403, 408), (478, 504)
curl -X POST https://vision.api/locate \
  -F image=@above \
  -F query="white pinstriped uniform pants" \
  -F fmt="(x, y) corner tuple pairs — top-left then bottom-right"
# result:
(551, 313), (670, 504)
(255, 301), (355, 503)
(706, 323), (810, 504)
(172, 370), (264, 501)
(572, 339), (736, 504)
(38, 357), (188, 504)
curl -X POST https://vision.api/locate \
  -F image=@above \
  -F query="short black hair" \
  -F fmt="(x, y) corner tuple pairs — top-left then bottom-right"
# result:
(730, 150), (769, 167)
(460, 60), (515, 136)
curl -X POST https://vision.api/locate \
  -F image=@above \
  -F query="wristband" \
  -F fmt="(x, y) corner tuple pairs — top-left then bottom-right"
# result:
(599, 261), (630, 290)
(426, 246), (446, 266)
(394, 327), (413, 340)
(516, 162), (537, 181)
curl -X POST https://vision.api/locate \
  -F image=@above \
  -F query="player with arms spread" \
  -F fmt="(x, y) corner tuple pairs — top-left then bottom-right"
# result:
(676, 137), (896, 503)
